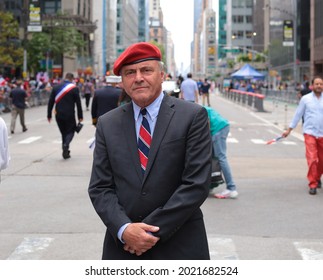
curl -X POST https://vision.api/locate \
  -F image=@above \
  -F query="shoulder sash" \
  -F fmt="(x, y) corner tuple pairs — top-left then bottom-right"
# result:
(55, 83), (76, 104)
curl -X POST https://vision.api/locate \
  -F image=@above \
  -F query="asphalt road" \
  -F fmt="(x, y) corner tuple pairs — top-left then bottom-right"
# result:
(0, 91), (322, 260)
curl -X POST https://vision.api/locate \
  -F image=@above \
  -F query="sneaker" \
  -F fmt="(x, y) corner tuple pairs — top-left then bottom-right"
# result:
(317, 180), (322, 189)
(214, 189), (238, 199)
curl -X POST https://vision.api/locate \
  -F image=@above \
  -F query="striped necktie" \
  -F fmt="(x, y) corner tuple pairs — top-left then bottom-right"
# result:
(138, 108), (152, 174)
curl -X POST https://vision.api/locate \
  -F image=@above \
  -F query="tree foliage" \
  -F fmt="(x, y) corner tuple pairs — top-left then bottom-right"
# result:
(149, 40), (167, 67)
(0, 11), (23, 67)
(26, 16), (85, 73)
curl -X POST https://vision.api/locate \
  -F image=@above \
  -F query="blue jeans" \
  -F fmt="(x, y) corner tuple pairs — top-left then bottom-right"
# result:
(212, 125), (236, 191)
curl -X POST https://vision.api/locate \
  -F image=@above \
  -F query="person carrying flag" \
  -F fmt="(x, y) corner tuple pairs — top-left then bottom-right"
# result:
(282, 76), (323, 195)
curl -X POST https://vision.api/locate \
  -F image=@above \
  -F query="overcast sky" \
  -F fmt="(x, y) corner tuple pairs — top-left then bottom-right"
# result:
(160, 0), (194, 73)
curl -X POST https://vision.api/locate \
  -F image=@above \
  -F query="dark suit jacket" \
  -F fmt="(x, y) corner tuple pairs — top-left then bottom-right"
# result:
(88, 94), (212, 260)
(47, 81), (83, 120)
(91, 86), (122, 124)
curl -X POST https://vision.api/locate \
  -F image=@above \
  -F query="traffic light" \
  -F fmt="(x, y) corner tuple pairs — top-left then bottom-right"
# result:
(248, 52), (253, 60)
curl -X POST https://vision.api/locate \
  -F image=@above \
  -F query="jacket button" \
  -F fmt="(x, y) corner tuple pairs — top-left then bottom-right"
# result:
(141, 192), (146, 196)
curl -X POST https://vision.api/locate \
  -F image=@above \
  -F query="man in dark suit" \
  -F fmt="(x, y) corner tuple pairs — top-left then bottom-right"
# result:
(9, 79), (28, 134)
(91, 75), (122, 126)
(88, 42), (212, 260)
(47, 73), (83, 159)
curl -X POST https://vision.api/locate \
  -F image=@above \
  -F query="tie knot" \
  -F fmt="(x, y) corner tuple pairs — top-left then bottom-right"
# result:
(140, 108), (147, 116)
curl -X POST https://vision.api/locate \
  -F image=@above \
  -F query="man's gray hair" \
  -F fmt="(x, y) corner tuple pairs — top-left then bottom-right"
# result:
(158, 61), (165, 71)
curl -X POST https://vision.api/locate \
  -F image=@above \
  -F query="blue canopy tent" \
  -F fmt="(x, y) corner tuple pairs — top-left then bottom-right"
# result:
(231, 64), (265, 80)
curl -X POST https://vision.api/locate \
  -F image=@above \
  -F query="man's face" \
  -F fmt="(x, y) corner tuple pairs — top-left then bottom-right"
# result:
(121, 60), (164, 108)
(312, 78), (323, 94)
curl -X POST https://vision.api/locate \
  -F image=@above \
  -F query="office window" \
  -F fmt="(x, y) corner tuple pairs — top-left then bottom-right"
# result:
(233, 15), (243, 23)
(246, 15), (252, 23)
(232, 30), (244, 39)
(246, 31), (253, 38)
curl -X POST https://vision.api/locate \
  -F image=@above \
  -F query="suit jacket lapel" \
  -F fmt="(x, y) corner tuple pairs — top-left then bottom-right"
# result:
(143, 95), (175, 183)
(121, 103), (143, 181)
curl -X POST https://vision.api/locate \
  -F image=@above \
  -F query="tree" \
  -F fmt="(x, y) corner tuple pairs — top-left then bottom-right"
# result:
(149, 41), (167, 67)
(0, 11), (23, 70)
(26, 15), (85, 74)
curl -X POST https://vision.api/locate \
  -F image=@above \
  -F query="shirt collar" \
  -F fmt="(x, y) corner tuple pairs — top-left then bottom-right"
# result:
(133, 92), (164, 121)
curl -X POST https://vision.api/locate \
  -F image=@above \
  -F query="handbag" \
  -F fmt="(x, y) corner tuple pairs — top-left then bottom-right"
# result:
(75, 122), (83, 133)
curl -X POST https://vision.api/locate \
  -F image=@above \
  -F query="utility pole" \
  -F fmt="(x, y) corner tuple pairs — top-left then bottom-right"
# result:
(23, 0), (29, 78)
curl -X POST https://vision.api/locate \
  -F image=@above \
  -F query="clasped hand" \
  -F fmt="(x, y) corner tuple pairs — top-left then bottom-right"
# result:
(122, 223), (160, 256)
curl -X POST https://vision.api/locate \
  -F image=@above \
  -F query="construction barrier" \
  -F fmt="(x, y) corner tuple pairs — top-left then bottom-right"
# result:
(223, 89), (265, 112)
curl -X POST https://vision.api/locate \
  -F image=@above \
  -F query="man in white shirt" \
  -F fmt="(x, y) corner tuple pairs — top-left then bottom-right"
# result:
(282, 76), (323, 195)
(180, 73), (199, 103)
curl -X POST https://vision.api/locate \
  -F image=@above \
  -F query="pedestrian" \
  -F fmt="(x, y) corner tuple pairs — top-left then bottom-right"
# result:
(118, 88), (131, 106)
(200, 78), (211, 106)
(9, 79), (28, 134)
(91, 75), (122, 126)
(0, 116), (9, 182)
(88, 42), (212, 260)
(297, 81), (311, 100)
(47, 73), (83, 160)
(282, 76), (323, 195)
(180, 73), (199, 103)
(204, 106), (238, 199)
(83, 79), (94, 111)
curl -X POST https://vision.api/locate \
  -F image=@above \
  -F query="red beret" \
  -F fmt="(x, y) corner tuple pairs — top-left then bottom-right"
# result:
(113, 42), (162, 75)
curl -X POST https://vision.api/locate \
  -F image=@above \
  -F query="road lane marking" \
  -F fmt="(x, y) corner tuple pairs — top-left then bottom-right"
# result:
(282, 141), (297, 145)
(294, 241), (323, 260)
(208, 237), (239, 260)
(227, 138), (238, 143)
(251, 139), (267, 144)
(7, 237), (54, 260)
(18, 136), (42, 144)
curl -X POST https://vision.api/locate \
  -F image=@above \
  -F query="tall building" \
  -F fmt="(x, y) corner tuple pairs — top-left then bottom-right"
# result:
(93, 0), (149, 77)
(138, 0), (149, 42)
(92, 0), (117, 76)
(227, 0), (253, 52)
(311, 0), (323, 77)
(218, 0), (227, 59)
(116, 0), (139, 57)
(149, 0), (160, 19)
(263, 0), (310, 83)
(252, 0), (270, 53)
(149, 0), (175, 75)
(202, 8), (217, 77)
(193, 0), (216, 78)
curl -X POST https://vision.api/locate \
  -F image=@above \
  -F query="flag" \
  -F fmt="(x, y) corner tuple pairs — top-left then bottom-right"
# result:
(266, 136), (283, 145)
(0, 77), (6, 87)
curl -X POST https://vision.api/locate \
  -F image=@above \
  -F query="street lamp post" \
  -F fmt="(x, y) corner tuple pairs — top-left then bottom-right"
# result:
(22, 0), (29, 78)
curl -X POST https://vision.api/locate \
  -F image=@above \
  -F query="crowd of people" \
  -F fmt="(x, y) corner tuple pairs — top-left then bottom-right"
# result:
(1, 41), (322, 261)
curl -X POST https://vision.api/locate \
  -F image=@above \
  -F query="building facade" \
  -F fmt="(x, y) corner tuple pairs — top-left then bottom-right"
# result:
(311, 0), (323, 77)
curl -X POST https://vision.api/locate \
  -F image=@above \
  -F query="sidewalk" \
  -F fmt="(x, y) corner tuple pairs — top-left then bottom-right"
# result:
(211, 90), (304, 141)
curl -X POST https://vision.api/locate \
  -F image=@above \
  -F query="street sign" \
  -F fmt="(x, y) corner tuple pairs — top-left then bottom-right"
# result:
(223, 48), (240, 53)
(28, 25), (42, 32)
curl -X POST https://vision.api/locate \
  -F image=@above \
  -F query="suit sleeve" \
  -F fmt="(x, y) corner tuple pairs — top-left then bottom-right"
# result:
(47, 89), (56, 119)
(74, 88), (83, 120)
(91, 92), (98, 125)
(88, 119), (132, 243)
(143, 106), (212, 241)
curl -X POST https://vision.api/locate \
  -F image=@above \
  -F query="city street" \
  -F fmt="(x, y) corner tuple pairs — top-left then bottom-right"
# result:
(0, 92), (323, 260)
